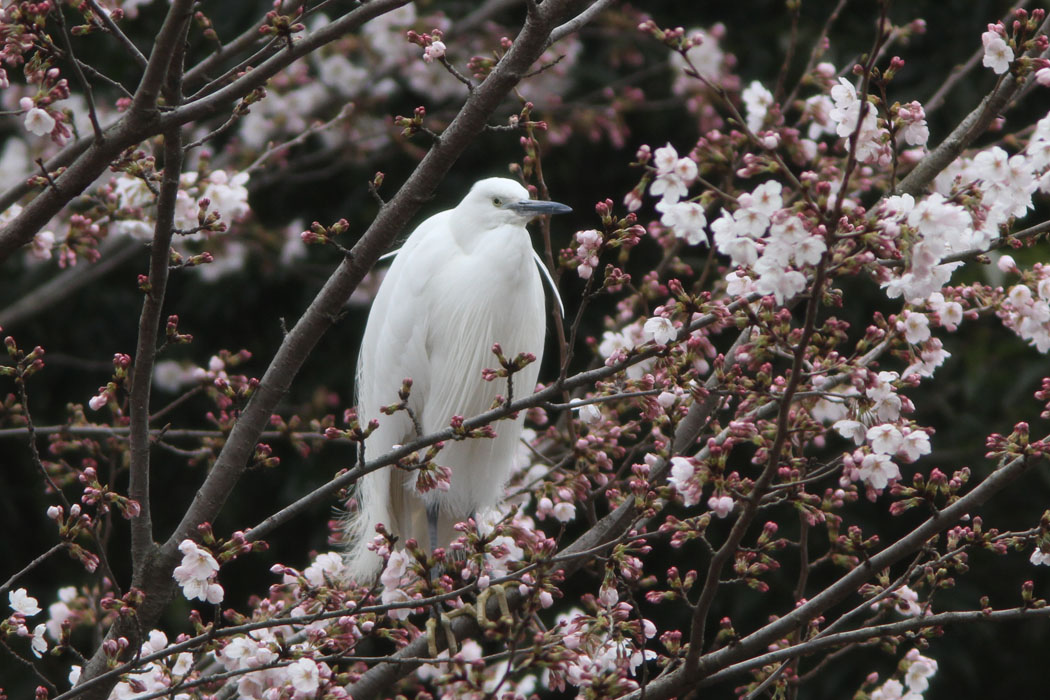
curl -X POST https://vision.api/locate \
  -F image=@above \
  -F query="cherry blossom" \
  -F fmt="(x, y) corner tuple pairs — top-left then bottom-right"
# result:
(828, 77), (889, 164)
(649, 143), (697, 205)
(741, 80), (773, 132)
(288, 658), (322, 694)
(574, 229), (602, 279)
(172, 539), (224, 604)
(834, 419), (868, 446)
(708, 494), (735, 518)
(668, 456), (701, 507)
(577, 402), (602, 424)
(857, 453), (900, 491)
(19, 97), (55, 137)
(643, 316), (676, 345)
(883, 585), (924, 617)
(903, 649), (939, 693)
(898, 429), (932, 462)
(302, 551), (349, 587)
(200, 170), (251, 224)
(45, 586), (77, 640)
(866, 424), (903, 455)
(897, 101), (930, 146)
(552, 501), (577, 522)
(753, 261), (806, 305)
(30, 230), (54, 261)
(926, 292), (963, 331)
(9, 588), (41, 616)
(422, 40), (446, 63)
(981, 25), (1014, 74)
(657, 200), (708, 244)
(899, 311), (931, 344)
(30, 624), (47, 657)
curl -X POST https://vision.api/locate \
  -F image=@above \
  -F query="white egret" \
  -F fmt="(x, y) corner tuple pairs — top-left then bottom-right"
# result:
(346, 177), (572, 580)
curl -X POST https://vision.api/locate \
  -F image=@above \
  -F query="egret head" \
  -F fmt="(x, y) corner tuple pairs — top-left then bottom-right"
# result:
(458, 177), (572, 228)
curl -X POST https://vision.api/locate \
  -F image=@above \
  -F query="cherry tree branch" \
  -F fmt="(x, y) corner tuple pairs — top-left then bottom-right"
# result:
(127, 130), (185, 571)
(0, 0), (198, 264)
(782, 0), (848, 109)
(924, 0), (1033, 115)
(0, 543), (68, 597)
(53, 5), (104, 142)
(126, 0), (194, 115)
(700, 605), (1050, 688)
(85, 0), (149, 70)
(65, 1), (601, 696)
(0, 0), (409, 264)
(617, 442), (1046, 700)
(547, 0), (615, 46)
(895, 13), (1050, 197)
(348, 308), (759, 696)
(0, 239), (140, 328)
(180, 8), (274, 89)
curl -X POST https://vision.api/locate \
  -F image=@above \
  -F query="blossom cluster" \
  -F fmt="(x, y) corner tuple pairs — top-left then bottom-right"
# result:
(172, 539), (224, 604)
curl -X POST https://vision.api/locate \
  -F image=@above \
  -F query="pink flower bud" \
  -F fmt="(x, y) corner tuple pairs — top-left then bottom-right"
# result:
(88, 392), (107, 411)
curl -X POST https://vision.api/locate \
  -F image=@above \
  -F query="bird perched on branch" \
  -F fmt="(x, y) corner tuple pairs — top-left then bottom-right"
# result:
(345, 177), (572, 581)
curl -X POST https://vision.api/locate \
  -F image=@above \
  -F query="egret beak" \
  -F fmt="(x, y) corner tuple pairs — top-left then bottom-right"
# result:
(506, 199), (573, 217)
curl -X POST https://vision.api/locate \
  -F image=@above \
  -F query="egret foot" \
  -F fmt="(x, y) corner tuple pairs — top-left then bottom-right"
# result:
(474, 581), (513, 628)
(424, 603), (478, 657)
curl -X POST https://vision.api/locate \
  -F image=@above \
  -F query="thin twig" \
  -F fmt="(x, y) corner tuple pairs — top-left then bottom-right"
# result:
(924, 0), (1031, 115)
(0, 543), (67, 596)
(182, 104), (247, 153)
(54, 5), (104, 141)
(782, 0), (848, 110)
(896, 12), (1050, 196)
(0, 238), (140, 328)
(244, 105), (353, 174)
(85, 0), (149, 69)
(34, 158), (62, 195)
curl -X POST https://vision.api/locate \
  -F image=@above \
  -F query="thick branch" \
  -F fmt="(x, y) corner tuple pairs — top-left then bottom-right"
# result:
(127, 0), (194, 117)
(127, 10), (190, 577)
(160, 1), (410, 131)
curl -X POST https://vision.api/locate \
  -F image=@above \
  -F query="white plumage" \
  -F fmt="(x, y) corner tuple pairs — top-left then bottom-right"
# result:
(346, 178), (571, 580)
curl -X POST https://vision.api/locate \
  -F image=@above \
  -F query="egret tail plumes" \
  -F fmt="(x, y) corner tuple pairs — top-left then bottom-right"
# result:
(345, 178), (571, 581)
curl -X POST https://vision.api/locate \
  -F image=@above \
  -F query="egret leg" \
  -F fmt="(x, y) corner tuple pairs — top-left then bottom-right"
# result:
(426, 503), (440, 553)
(425, 610), (459, 657)
(427, 503), (441, 579)
(422, 503), (464, 655)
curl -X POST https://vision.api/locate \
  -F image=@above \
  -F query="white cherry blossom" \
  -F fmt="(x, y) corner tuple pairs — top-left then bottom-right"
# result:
(981, 27), (1013, 74)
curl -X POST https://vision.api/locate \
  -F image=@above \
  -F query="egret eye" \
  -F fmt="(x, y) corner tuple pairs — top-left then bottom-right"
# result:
(492, 197), (503, 207)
